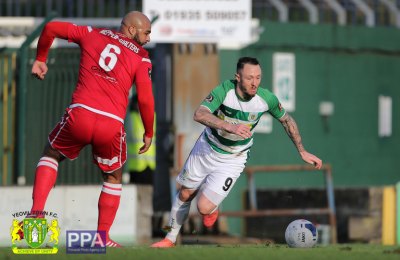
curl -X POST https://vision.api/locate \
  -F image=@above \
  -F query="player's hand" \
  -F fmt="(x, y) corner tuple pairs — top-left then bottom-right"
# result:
(226, 123), (252, 139)
(300, 151), (322, 169)
(31, 60), (48, 80)
(138, 134), (152, 154)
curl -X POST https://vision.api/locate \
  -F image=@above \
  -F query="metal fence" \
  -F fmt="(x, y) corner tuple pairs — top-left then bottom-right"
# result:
(252, 0), (400, 27)
(22, 47), (102, 185)
(0, 51), (16, 186)
(0, 0), (141, 18)
(1, 1), (400, 27)
(1, 45), (102, 185)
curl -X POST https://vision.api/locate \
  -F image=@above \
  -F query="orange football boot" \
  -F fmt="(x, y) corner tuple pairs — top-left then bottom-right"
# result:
(150, 238), (175, 248)
(203, 209), (219, 228)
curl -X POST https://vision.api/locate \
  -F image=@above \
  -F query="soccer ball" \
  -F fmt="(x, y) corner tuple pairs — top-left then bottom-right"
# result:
(285, 219), (318, 248)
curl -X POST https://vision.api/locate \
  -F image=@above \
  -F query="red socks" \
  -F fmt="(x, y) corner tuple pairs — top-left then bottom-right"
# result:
(31, 157), (122, 242)
(97, 182), (122, 240)
(30, 157), (58, 216)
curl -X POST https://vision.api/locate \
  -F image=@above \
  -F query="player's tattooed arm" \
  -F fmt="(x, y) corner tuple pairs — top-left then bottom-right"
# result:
(194, 106), (227, 130)
(279, 113), (323, 169)
(279, 113), (305, 153)
(194, 106), (252, 139)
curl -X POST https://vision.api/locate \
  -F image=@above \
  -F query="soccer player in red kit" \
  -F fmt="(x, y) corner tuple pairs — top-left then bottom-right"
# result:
(30, 11), (154, 247)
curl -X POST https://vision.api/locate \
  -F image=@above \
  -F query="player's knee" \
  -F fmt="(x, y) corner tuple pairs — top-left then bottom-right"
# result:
(42, 144), (64, 162)
(197, 204), (214, 215)
(102, 169), (123, 184)
(196, 196), (216, 215)
(178, 189), (194, 202)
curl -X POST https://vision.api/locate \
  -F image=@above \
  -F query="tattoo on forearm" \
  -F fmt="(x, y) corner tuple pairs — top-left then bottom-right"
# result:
(196, 109), (225, 130)
(281, 114), (305, 152)
(195, 107), (232, 132)
(202, 117), (222, 129)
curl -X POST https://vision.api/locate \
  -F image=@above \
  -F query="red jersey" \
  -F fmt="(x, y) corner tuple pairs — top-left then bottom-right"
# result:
(36, 22), (154, 137)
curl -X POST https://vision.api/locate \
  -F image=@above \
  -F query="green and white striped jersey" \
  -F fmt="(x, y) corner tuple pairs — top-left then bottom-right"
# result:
(201, 79), (286, 154)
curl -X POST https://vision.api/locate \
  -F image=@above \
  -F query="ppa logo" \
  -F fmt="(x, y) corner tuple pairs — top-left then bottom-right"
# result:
(66, 230), (106, 254)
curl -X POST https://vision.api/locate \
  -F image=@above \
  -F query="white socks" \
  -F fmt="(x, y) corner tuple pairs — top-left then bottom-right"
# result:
(165, 193), (191, 243)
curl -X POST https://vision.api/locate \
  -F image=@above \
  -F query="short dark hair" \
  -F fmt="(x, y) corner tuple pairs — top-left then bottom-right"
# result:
(236, 57), (260, 72)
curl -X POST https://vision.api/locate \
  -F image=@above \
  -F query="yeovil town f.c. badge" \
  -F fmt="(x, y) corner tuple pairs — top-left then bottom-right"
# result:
(10, 212), (60, 254)
(23, 218), (48, 248)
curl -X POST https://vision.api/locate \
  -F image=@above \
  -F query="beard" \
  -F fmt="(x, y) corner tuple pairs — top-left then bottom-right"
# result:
(239, 85), (256, 101)
(243, 92), (255, 100)
(133, 35), (145, 46)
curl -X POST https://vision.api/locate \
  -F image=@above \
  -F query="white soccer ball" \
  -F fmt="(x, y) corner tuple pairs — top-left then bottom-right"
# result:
(285, 219), (318, 248)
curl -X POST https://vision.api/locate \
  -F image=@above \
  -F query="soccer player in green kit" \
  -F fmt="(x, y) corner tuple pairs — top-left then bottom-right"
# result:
(152, 57), (322, 247)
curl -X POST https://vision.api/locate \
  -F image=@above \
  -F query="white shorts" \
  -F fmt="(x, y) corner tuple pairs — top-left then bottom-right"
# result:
(176, 133), (248, 205)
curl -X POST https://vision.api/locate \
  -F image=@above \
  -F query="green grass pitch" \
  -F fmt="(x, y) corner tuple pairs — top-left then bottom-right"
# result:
(1, 244), (400, 260)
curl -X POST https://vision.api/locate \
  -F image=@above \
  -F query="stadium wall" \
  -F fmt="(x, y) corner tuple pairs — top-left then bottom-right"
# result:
(219, 21), (400, 236)
(0, 185), (138, 247)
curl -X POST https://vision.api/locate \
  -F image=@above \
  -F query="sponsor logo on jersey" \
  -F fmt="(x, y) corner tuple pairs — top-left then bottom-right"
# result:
(248, 113), (258, 121)
(205, 94), (213, 103)
(91, 66), (117, 83)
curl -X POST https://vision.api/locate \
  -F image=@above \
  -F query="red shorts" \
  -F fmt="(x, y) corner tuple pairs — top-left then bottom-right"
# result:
(48, 107), (127, 173)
